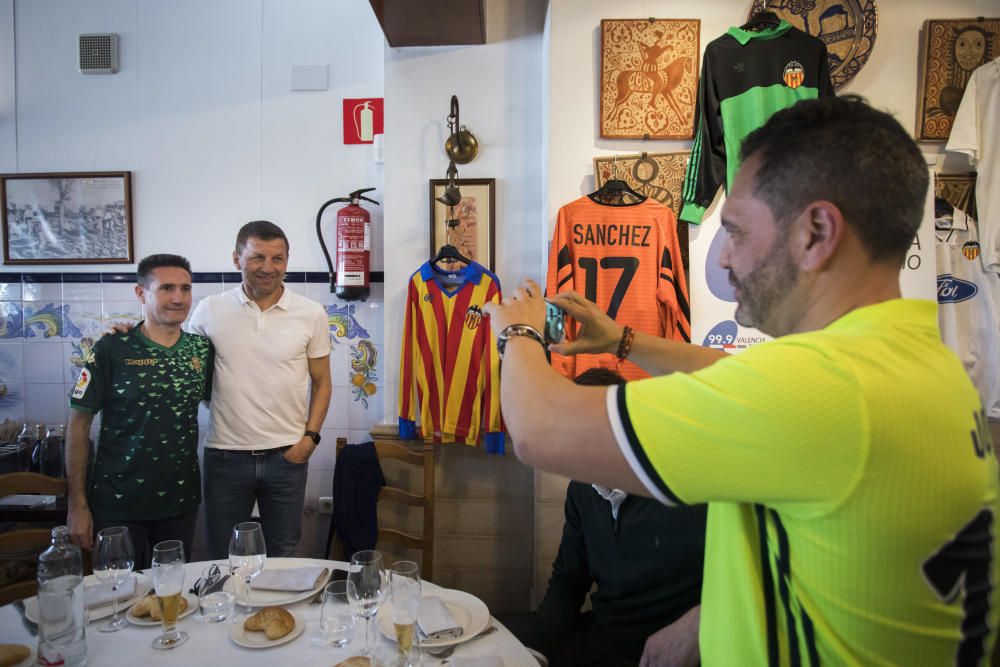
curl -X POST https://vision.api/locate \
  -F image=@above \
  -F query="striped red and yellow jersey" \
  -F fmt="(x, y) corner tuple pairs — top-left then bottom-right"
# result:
(547, 196), (690, 381)
(398, 261), (505, 453)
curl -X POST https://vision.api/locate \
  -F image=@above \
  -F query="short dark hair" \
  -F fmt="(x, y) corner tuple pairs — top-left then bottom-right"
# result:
(739, 95), (928, 265)
(235, 220), (289, 255)
(574, 367), (626, 387)
(137, 254), (191, 286)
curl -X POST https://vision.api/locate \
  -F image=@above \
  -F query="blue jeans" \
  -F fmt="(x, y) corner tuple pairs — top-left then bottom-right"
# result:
(202, 447), (308, 559)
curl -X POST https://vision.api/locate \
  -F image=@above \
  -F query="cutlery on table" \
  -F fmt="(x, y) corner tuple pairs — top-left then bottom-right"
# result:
(426, 623), (498, 659)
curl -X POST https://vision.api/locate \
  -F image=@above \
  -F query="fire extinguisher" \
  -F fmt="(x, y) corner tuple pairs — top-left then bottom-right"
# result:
(316, 187), (379, 301)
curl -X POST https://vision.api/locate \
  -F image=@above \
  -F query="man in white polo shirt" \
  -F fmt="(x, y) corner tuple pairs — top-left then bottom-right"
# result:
(189, 220), (333, 558)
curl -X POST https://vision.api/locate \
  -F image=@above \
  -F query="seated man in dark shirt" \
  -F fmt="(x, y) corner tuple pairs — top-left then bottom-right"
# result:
(503, 368), (706, 667)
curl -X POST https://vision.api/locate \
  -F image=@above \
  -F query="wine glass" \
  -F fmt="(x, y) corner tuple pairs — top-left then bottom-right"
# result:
(93, 526), (135, 633)
(229, 522), (266, 619)
(389, 561), (422, 667)
(150, 540), (188, 650)
(347, 550), (385, 659)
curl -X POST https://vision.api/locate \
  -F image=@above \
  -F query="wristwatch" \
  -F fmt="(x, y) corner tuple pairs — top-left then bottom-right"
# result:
(496, 324), (546, 359)
(304, 431), (321, 445)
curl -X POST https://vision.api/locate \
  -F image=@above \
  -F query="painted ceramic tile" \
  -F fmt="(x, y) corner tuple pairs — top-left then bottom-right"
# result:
(326, 303), (371, 344)
(348, 339), (379, 409)
(66, 337), (97, 383)
(0, 381), (25, 424)
(22, 282), (61, 302)
(62, 282), (102, 301)
(0, 282), (22, 301)
(24, 343), (64, 383)
(64, 302), (104, 338)
(351, 302), (384, 345)
(24, 303), (81, 340)
(0, 343), (25, 385)
(0, 302), (23, 339)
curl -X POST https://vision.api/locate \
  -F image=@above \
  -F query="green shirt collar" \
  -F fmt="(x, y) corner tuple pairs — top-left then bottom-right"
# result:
(727, 19), (792, 46)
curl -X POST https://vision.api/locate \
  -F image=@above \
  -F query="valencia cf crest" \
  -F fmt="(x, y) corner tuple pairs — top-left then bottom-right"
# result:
(783, 61), (804, 88)
(465, 305), (483, 330)
(963, 241), (981, 261)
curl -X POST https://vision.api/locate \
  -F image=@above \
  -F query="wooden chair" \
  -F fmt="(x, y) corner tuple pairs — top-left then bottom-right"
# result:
(331, 438), (436, 580)
(0, 472), (69, 605)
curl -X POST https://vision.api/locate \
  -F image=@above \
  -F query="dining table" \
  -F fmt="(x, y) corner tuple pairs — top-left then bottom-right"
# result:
(0, 558), (539, 667)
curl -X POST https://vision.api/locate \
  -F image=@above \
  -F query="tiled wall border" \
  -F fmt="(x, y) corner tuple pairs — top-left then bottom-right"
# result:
(0, 271), (386, 284)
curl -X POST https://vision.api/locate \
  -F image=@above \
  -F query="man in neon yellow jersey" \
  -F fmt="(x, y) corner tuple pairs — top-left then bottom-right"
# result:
(485, 96), (1000, 665)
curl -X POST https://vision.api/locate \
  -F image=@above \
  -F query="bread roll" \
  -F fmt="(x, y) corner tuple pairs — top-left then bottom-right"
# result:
(334, 658), (370, 667)
(243, 606), (294, 640)
(0, 644), (31, 667)
(131, 593), (187, 620)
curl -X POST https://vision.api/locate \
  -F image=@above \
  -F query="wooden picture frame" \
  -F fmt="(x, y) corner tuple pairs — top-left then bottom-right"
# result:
(600, 18), (700, 139)
(429, 178), (495, 271)
(916, 18), (1000, 141)
(2, 171), (134, 264)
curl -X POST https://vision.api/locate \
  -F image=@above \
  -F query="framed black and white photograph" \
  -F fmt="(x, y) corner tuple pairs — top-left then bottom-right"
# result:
(2, 171), (134, 264)
(429, 178), (495, 271)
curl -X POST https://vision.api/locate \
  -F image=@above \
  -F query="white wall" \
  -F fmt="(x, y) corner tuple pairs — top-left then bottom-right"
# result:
(0, 0), (385, 272)
(381, 0), (546, 426)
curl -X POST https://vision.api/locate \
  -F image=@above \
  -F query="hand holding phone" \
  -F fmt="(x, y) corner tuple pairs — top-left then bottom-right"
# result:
(544, 302), (566, 346)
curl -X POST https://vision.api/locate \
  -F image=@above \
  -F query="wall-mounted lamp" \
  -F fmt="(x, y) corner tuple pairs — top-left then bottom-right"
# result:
(444, 95), (478, 165)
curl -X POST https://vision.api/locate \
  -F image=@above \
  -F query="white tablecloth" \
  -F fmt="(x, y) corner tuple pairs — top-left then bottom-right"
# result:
(0, 559), (537, 667)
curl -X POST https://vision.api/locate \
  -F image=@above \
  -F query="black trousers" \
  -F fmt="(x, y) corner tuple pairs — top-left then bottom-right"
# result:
(499, 610), (639, 667)
(93, 507), (199, 570)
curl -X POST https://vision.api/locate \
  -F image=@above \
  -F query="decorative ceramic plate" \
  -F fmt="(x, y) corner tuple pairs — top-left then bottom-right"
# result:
(747, 0), (878, 88)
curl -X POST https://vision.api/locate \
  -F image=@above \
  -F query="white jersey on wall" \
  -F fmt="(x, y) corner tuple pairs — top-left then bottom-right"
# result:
(936, 206), (1000, 417)
(947, 57), (1000, 273)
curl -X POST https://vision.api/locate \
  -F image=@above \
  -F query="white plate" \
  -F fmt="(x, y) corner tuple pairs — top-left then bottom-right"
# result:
(223, 557), (331, 608)
(125, 592), (198, 626)
(23, 572), (152, 624)
(377, 588), (490, 649)
(229, 609), (305, 649)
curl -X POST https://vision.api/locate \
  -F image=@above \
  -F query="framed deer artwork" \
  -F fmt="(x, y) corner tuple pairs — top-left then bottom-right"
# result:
(600, 18), (700, 140)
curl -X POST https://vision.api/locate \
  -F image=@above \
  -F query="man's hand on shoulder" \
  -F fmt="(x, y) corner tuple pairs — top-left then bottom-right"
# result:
(639, 605), (700, 667)
(67, 502), (94, 551)
(101, 322), (135, 337)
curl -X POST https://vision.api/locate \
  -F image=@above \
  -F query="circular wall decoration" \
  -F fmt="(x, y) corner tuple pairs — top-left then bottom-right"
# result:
(748, 0), (878, 88)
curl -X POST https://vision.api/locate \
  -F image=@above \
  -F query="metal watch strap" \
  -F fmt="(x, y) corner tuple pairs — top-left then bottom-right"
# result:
(496, 324), (546, 359)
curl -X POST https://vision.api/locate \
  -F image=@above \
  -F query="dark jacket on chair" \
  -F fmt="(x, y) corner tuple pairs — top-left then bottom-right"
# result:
(330, 441), (386, 558)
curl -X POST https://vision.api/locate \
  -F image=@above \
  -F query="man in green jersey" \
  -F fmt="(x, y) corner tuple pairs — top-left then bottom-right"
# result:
(485, 96), (1000, 665)
(66, 254), (213, 569)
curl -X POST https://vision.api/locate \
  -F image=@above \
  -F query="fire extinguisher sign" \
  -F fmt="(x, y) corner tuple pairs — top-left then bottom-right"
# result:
(343, 98), (384, 144)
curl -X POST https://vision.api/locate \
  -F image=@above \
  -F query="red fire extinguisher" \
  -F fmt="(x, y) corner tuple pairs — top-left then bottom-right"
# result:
(316, 187), (379, 301)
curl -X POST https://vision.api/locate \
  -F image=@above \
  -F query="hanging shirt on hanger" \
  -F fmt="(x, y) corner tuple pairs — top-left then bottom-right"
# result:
(935, 203), (1000, 418)
(947, 57), (1000, 273)
(398, 261), (505, 453)
(680, 20), (834, 224)
(547, 196), (689, 381)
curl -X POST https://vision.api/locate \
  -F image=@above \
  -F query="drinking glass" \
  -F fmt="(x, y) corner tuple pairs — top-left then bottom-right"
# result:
(347, 550), (385, 658)
(319, 580), (357, 648)
(93, 526), (135, 633)
(150, 540), (188, 650)
(196, 564), (234, 623)
(229, 522), (266, 619)
(389, 561), (422, 667)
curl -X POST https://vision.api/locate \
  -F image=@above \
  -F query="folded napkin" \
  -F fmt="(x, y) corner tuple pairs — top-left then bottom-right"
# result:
(445, 659), (504, 667)
(417, 595), (463, 640)
(84, 574), (136, 608)
(251, 566), (328, 592)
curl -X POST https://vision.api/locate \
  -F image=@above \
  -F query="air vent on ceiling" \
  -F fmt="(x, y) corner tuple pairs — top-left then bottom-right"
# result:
(78, 33), (119, 74)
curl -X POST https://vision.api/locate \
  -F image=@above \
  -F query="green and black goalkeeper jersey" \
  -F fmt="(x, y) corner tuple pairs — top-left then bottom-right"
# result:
(69, 325), (213, 521)
(680, 21), (834, 224)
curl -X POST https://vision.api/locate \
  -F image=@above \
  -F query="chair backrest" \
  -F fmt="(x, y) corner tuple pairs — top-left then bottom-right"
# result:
(0, 472), (71, 604)
(0, 472), (68, 497)
(333, 437), (436, 580)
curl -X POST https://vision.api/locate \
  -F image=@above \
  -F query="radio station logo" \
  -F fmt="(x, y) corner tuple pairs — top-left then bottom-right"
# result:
(702, 320), (767, 352)
(937, 274), (978, 304)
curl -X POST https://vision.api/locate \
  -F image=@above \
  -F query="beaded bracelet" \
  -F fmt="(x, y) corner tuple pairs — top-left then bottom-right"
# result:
(616, 326), (635, 361)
